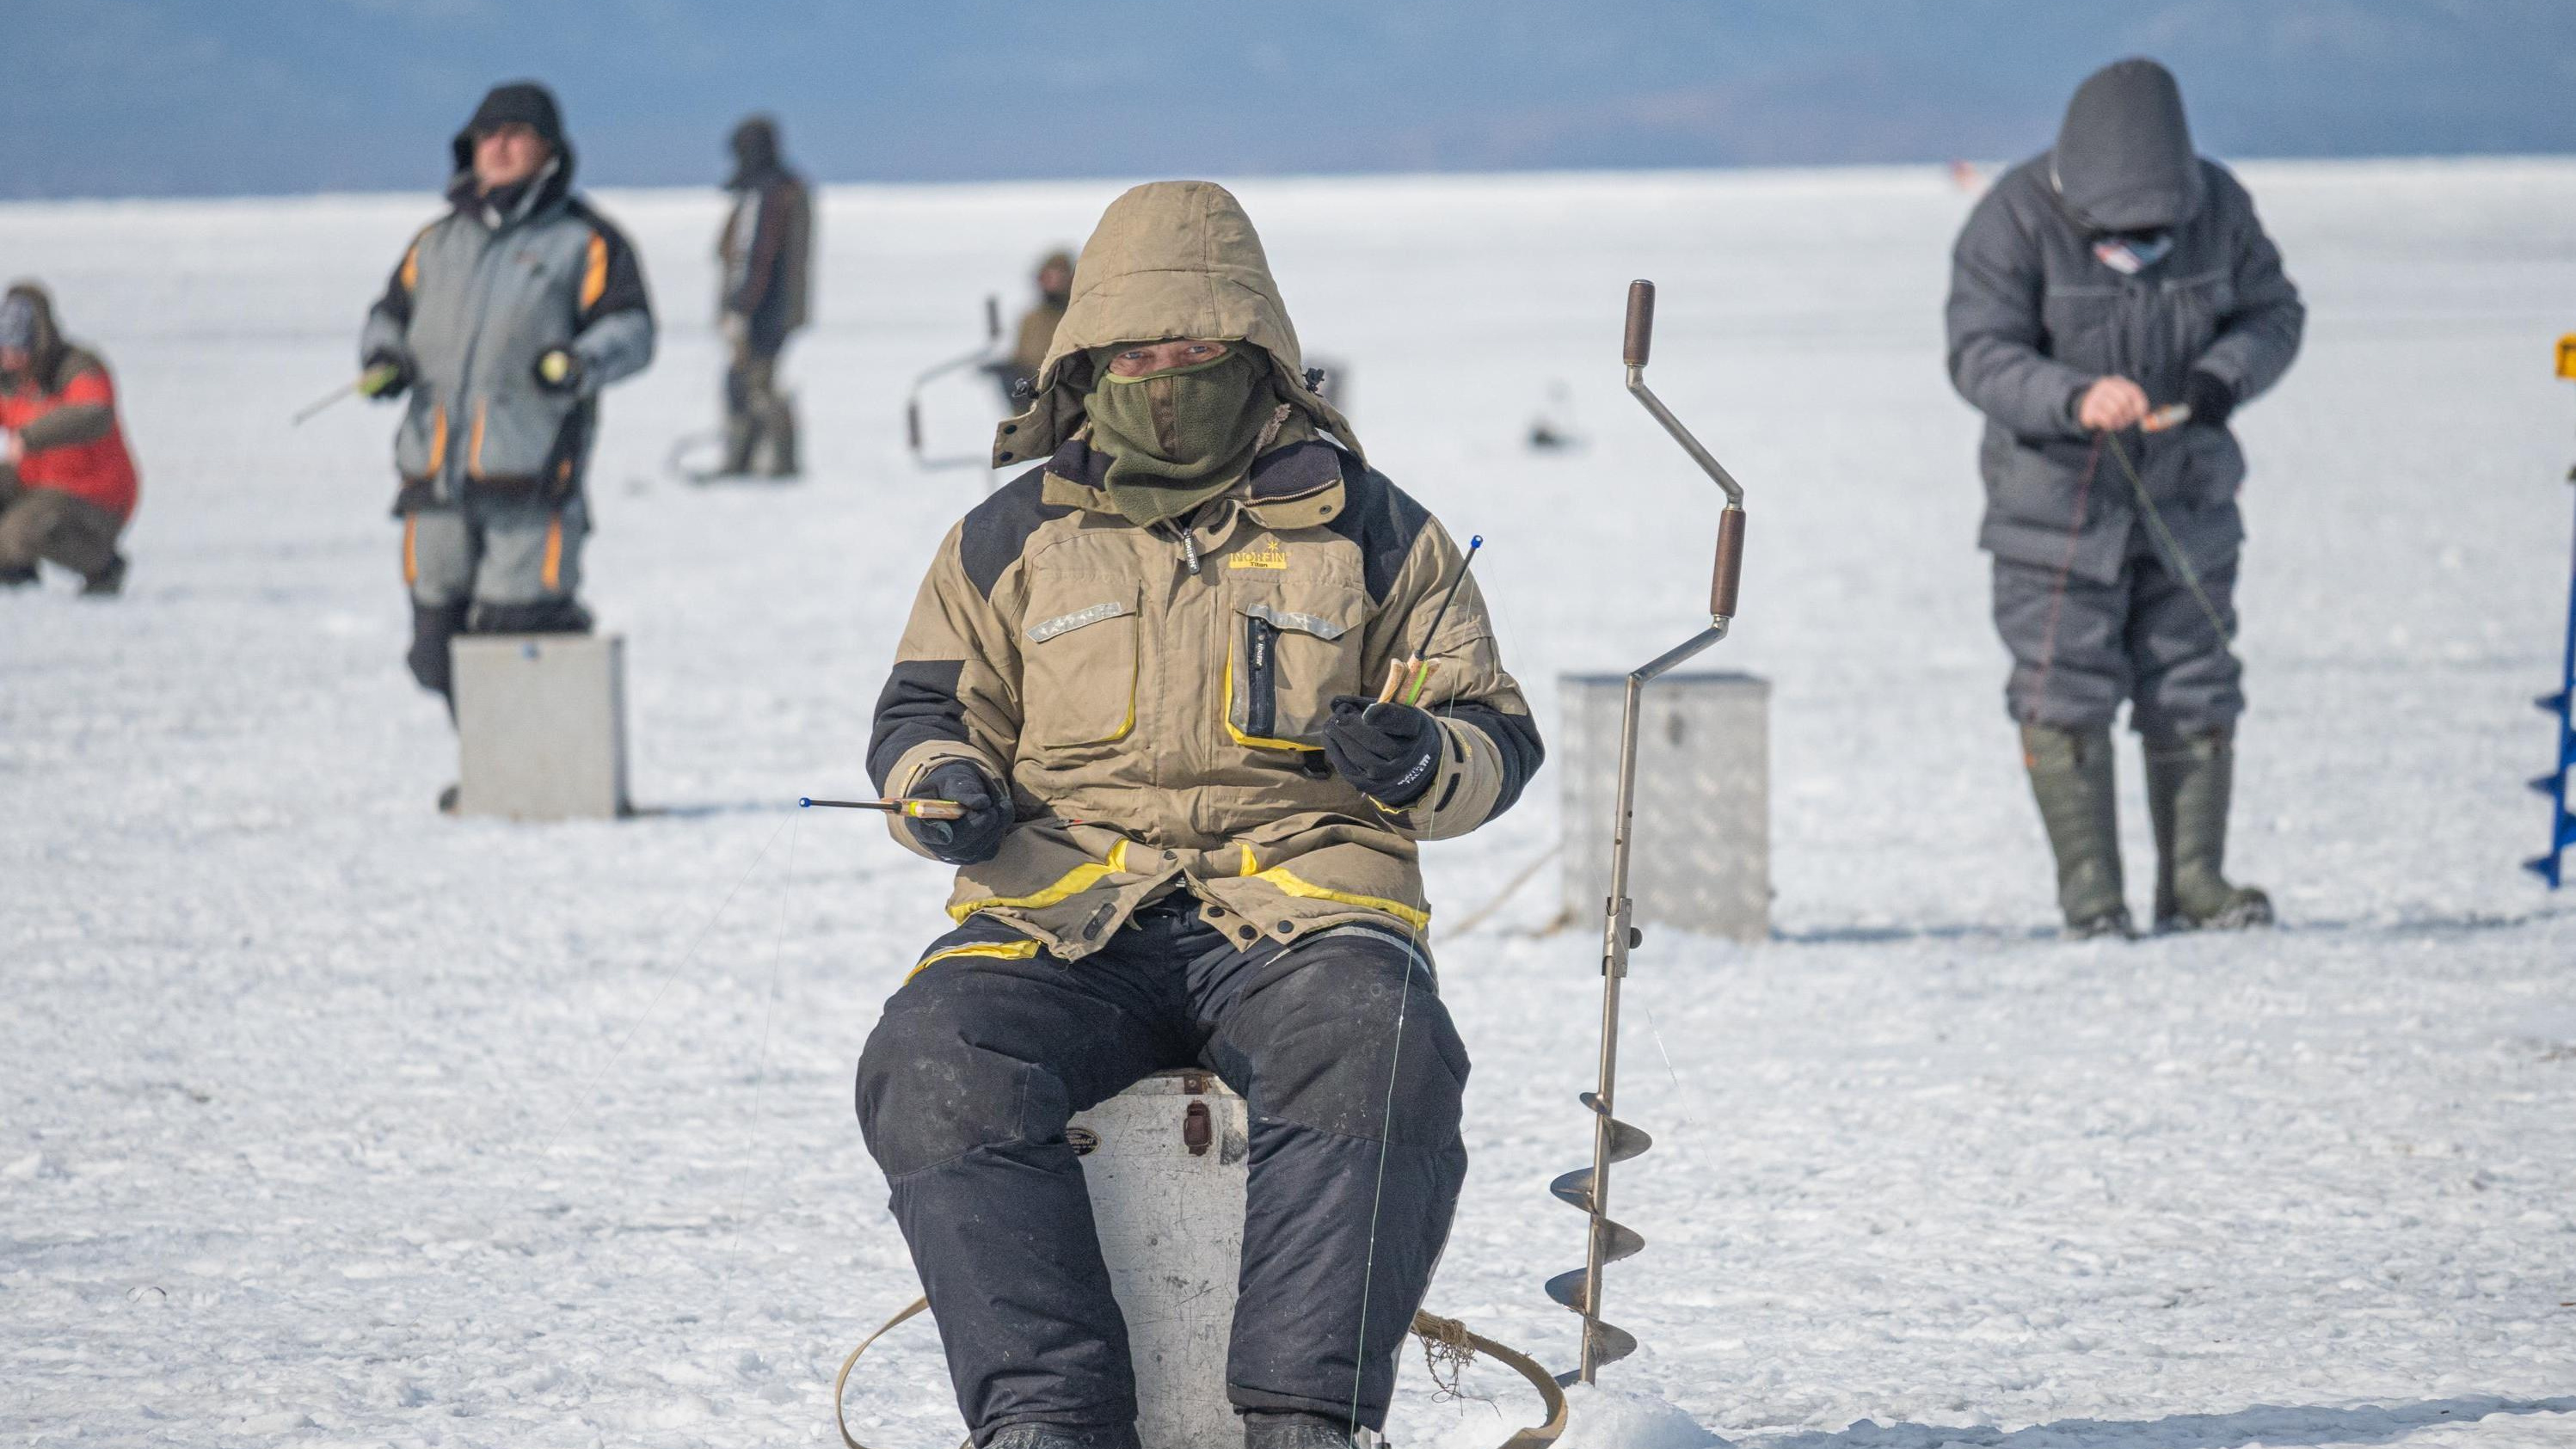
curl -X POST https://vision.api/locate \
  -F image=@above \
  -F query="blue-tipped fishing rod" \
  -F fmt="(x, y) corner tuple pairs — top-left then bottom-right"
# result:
(800, 795), (966, 820)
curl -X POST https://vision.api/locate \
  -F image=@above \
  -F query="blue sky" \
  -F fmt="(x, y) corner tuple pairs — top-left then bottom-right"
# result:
(7, 1), (2574, 198)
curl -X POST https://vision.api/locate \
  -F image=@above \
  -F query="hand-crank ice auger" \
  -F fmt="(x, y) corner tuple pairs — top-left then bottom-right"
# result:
(1546, 279), (1749, 1387)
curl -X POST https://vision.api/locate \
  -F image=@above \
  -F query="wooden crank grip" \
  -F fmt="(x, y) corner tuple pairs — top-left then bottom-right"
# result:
(1711, 507), (1746, 620)
(1623, 280), (1656, 367)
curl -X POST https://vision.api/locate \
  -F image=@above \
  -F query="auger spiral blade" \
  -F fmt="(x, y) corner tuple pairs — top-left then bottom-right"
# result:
(1547, 1090), (1652, 1379)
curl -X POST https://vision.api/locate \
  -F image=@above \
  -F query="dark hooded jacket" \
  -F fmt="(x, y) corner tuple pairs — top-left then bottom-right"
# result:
(0, 283), (140, 521)
(360, 82), (655, 509)
(1945, 58), (2304, 583)
(716, 116), (813, 355)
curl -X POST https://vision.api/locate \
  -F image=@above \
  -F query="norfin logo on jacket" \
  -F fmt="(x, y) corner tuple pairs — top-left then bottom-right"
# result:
(1228, 546), (1288, 570)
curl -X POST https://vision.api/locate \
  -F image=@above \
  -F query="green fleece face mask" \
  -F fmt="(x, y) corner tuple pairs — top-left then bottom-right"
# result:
(1082, 348), (1274, 527)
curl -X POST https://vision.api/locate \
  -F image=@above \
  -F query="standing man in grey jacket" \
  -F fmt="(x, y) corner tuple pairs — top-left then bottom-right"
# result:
(1945, 58), (2303, 936)
(360, 81), (655, 798)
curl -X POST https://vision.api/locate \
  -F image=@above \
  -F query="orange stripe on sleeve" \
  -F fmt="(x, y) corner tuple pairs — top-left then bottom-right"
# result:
(402, 515), (419, 586)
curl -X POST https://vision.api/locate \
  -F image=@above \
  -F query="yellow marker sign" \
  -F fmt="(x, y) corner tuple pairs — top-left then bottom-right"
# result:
(2557, 333), (2576, 380)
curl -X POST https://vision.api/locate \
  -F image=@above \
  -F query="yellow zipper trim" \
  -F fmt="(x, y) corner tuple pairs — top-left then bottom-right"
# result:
(949, 862), (1118, 924)
(906, 938), (1041, 981)
(1247, 867), (1431, 932)
(1221, 653), (1311, 752)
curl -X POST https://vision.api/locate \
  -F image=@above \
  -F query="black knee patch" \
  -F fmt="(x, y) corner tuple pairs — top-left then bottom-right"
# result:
(856, 976), (1074, 1178)
(1226, 934), (1467, 1145)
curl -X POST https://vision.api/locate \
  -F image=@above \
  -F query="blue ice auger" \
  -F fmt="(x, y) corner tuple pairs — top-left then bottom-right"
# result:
(2525, 335), (2576, 887)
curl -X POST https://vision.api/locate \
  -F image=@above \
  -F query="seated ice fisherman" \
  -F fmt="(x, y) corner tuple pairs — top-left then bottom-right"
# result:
(855, 181), (1544, 1449)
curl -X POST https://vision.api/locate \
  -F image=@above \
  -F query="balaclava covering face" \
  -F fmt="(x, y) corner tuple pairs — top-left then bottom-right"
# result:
(1082, 346), (1275, 527)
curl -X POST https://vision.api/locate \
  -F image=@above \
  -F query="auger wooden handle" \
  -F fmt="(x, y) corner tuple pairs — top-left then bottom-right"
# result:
(1623, 280), (1655, 368)
(1712, 507), (1746, 620)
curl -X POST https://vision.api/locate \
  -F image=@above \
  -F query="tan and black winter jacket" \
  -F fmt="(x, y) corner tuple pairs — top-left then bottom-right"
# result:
(868, 181), (1540, 961)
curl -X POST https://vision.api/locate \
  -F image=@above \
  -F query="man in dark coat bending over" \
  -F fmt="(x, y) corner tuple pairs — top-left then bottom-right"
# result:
(1946, 58), (2304, 937)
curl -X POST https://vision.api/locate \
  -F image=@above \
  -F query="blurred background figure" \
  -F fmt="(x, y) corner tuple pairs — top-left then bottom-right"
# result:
(716, 114), (812, 478)
(1946, 57), (2303, 938)
(359, 80), (655, 807)
(987, 247), (1073, 406)
(0, 282), (139, 596)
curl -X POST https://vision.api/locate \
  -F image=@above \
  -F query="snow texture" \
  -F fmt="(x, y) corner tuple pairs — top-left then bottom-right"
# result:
(6, 160), (2576, 1447)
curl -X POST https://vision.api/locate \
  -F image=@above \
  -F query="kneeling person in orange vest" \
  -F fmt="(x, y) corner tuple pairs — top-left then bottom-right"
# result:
(0, 284), (140, 596)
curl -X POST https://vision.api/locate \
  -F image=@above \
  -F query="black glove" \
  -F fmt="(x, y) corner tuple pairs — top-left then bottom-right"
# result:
(532, 347), (584, 395)
(1322, 697), (1442, 807)
(359, 349), (412, 401)
(2181, 368), (2236, 429)
(906, 762), (1011, 865)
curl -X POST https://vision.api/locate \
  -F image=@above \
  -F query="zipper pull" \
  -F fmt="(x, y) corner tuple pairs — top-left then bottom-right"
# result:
(1181, 530), (1202, 576)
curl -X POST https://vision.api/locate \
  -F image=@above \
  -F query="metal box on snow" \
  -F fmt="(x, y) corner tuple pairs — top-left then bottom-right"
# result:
(452, 633), (630, 820)
(1559, 671), (1769, 942)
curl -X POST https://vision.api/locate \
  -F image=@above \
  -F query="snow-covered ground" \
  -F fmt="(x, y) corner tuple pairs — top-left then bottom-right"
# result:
(6, 158), (2576, 1447)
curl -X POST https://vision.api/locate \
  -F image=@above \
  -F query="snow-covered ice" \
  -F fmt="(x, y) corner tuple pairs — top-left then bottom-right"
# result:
(5, 159), (2575, 1447)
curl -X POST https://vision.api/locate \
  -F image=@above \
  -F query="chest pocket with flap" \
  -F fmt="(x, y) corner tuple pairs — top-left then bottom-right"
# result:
(1227, 589), (1363, 751)
(1022, 584), (1139, 748)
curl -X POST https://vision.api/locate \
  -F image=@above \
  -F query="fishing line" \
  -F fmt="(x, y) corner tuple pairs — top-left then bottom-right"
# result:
(524, 809), (795, 1163)
(1349, 516), (1477, 1438)
(2023, 435), (2105, 727)
(2106, 431), (2237, 648)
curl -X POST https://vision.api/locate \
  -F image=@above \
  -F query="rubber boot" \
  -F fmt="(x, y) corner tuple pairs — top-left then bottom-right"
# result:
(718, 413), (757, 476)
(2144, 728), (2273, 931)
(764, 399), (800, 478)
(2021, 723), (2134, 938)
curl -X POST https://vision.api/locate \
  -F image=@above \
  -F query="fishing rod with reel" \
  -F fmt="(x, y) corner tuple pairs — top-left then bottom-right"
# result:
(906, 294), (1005, 471)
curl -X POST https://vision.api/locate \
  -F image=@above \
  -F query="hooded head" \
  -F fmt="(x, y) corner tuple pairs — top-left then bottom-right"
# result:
(0, 282), (64, 384)
(2050, 58), (2205, 233)
(728, 114), (783, 187)
(1035, 249), (1075, 306)
(993, 181), (1360, 474)
(450, 81), (572, 184)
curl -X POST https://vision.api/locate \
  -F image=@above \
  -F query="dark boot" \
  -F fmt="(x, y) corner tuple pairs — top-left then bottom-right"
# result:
(764, 399), (800, 478)
(407, 601), (470, 716)
(0, 564), (35, 588)
(718, 414), (757, 476)
(79, 552), (126, 597)
(983, 1426), (1140, 1449)
(2021, 724), (2133, 938)
(2144, 728), (2273, 931)
(1245, 1412), (1358, 1449)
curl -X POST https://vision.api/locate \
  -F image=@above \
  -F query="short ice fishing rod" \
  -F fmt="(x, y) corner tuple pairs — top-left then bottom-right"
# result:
(1546, 279), (1749, 1387)
(1375, 535), (1483, 707)
(290, 363), (404, 427)
(799, 795), (967, 820)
